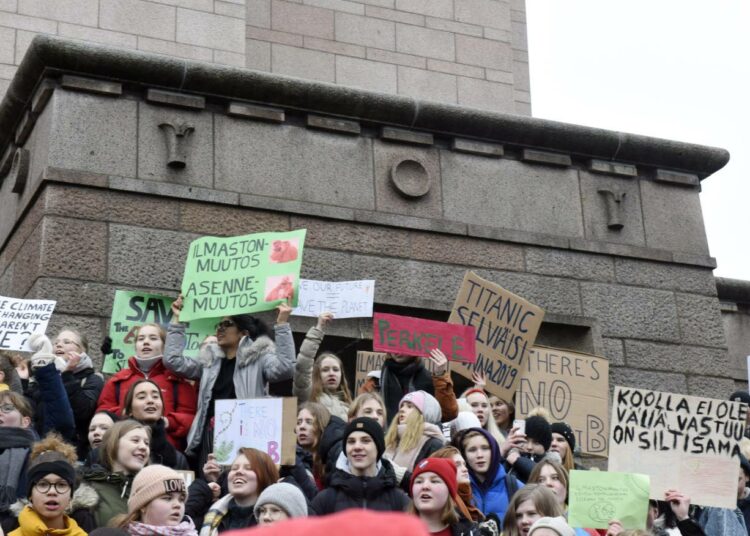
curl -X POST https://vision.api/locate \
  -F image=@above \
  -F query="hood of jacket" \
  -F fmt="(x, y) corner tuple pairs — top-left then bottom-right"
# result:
(196, 336), (276, 369)
(459, 427), (503, 492)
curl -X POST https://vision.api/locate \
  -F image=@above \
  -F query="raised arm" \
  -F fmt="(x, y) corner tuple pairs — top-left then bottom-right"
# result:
(293, 312), (333, 401)
(263, 301), (297, 383)
(161, 295), (203, 380)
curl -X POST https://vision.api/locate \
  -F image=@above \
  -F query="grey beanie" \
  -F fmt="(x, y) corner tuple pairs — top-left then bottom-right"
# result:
(254, 482), (308, 520)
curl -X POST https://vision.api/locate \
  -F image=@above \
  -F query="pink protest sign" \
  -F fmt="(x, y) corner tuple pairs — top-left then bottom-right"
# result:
(373, 313), (477, 363)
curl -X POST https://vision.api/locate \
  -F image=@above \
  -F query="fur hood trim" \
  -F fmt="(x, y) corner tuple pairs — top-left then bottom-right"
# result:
(198, 336), (276, 368)
(7, 482), (100, 518)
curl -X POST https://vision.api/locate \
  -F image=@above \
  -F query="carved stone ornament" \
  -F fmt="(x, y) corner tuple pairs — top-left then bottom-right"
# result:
(598, 188), (626, 230)
(158, 122), (195, 169)
(389, 158), (431, 198)
(10, 148), (30, 194)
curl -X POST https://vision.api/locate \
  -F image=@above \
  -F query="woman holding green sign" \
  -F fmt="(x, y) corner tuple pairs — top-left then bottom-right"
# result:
(164, 296), (296, 472)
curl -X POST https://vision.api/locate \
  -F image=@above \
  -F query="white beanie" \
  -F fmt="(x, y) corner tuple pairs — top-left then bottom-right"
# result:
(400, 390), (442, 425)
(450, 411), (482, 436)
(529, 516), (575, 536)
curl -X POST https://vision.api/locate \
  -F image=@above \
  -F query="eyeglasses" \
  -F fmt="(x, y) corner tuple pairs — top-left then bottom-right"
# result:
(35, 480), (71, 494)
(0, 404), (19, 414)
(55, 338), (80, 348)
(215, 320), (236, 332)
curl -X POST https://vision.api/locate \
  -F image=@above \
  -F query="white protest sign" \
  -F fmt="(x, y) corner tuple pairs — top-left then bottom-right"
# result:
(0, 296), (56, 351)
(213, 397), (297, 465)
(293, 279), (375, 319)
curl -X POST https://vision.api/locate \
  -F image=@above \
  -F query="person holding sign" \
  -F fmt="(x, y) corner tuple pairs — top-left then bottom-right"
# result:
(163, 297), (296, 471)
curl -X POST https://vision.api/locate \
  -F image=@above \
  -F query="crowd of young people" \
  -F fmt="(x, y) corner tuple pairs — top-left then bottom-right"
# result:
(0, 302), (748, 536)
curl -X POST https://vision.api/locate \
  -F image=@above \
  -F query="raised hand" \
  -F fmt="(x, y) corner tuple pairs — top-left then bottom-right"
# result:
(276, 298), (293, 324)
(317, 312), (334, 330)
(428, 348), (448, 376)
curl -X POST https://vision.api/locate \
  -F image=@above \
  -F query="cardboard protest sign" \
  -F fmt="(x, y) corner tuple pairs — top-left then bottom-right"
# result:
(449, 271), (544, 400)
(293, 279), (374, 319)
(355, 351), (387, 392)
(568, 470), (650, 530)
(608, 386), (747, 508)
(104, 290), (217, 374)
(0, 296), (56, 351)
(180, 229), (307, 321)
(373, 312), (477, 363)
(213, 397), (297, 465)
(517, 346), (609, 456)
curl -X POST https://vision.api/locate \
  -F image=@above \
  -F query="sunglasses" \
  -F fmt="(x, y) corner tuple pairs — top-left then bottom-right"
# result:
(215, 320), (236, 332)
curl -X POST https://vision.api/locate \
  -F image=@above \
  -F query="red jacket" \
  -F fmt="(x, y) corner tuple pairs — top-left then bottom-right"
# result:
(96, 357), (198, 449)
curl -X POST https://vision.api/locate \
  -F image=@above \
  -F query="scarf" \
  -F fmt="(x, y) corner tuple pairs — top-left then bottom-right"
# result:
(13, 505), (87, 536)
(0, 427), (35, 512)
(71, 353), (95, 374)
(128, 519), (198, 536)
(458, 482), (484, 522)
(135, 355), (162, 373)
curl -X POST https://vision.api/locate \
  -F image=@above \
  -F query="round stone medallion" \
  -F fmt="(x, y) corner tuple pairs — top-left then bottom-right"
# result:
(389, 158), (431, 198)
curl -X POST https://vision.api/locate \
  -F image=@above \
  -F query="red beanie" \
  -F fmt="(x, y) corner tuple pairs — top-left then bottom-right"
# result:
(410, 457), (459, 502)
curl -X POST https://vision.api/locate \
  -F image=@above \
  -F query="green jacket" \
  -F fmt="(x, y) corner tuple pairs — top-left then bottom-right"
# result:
(82, 468), (133, 528)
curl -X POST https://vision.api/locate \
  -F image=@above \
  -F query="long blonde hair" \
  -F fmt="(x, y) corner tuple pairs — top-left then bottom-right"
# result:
(460, 389), (505, 445)
(385, 410), (425, 452)
(310, 353), (353, 405)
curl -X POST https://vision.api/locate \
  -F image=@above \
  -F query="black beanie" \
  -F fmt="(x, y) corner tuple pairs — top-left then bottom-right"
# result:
(344, 417), (385, 460)
(550, 422), (576, 453)
(525, 416), (552, 452)
(730, 391), (750, 406)
(27, 452), (77, 498)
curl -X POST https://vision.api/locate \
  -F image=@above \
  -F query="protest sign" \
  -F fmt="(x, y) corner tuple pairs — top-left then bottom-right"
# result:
(0, 296), (56, 351)
(180, 229), (307, 321)
(373, 312), (476, 363)
(449, 271), (544, 400)
(568, 470), (650, 530)
(213, 397), (297, 465)
(747, 355), (750, 392)
(293, 279), (375, 319)
(517, 346), (609, 456)
(608, 385), (747, 508)
(355, 351), (387, 392)
(104, 290), (217, 374)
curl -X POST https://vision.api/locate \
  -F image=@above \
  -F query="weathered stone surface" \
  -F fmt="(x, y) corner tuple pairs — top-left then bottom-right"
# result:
(354, 209), (466, 235)
(29, 277), (116, 317)
(176, 7), (245, 52)
(31, 80), (54, 114)
(146, 89), (205, 109)
(610, 366), (687, 395)
(271, 44), (335, 83)
(481, 268), (582, 315)
(410, 232), (524, 271)
(457, 77), (514, 112)
(299, 248), (354, 282)
(0, 189), (44, 268)
(655, 169), (699, 187)
(8, 222), (42, 296)
(525, 247), (614, 282)
(624, 340), (730, 375)
(14, 112), (34, 146)
(108, 224), (197, 288)
(455, 0), (511, 31)
(241, 194), (355, 221)
(451, 138), (504, 157)
(335, 12), (395, 50)
(588, 159), (637, 177)
(601, 337), (625, 366)
(579, 171), (646, 246)
(19, 0), (99, 26)
(228, 102), (284, 122)
(614, 258), (717, 296)
(61, 75), (122, 96)
(581, 283), (679, 342)
(109, 176), (239, 205)
(675, 293), (726, 348)
(395, 23), (454, 62)
(138, 102), (213, 187)
(291, 216), (411, 258)
(271, 0), (334, 40)
(100, 0), (175, 41)
(335, 56), (397, 94)
(40, 216), (107, 281)
(306, 115), (361, 135)
(395, 0), (452, 19)
(455, 34), (511, 71)
(179, 202), (290, 236)
(441, 155), (584, 238)
(397, 66), (457, 104)
(687, 375), (736, 400)
(381, 127), (433, 146)
(215, 117), (376, 210)
(522, 149), (571, 167)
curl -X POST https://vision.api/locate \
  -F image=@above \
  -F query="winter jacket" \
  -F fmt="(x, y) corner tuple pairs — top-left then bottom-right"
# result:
(162, 322), (295, 456)
(384, 422), (445, 473)
(198, 493), (257, 536)
(25, 363), (76, 442)
(433, 371), (458, 422)
(697, 506), (746, 536)
(738, 487), (750, 531)
(310, 454), (409, 515)
(449, 517), (497, 536)
(293, 326), (349, 421)
(9, 506), (86, 536)
(96, 356), (197, 449)
(0, 426), (35, 529)
(3, 481), (98, 535)
(80, 467), (135, 529)
(380, 357), (434, 425)
(147, 419), (190, 470)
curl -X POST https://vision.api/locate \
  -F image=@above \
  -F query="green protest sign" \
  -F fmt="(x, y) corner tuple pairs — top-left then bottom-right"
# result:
(180, 229), (306, 322)
(104, 290), (217, 374)
(568, 470), (650, 530)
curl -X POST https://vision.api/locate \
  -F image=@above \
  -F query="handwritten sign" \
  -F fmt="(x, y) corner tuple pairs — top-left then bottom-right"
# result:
(569, 470), (650, 530)
(355, 351), (387, 392)
(181, 229), (307, 321)
(373, 313), (476, 363)
(449, 271), (544, 400)
(213, 397), (297, 465)
(0, 296), (56, 351)
(517, 346), (609, 456)
(293, 279), (374, 319)
(104, 290), (217, 374)
(608, 386), (747, 508)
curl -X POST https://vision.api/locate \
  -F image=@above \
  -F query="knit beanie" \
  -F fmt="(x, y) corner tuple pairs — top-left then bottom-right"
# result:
(254, 482), (308, 520)
(127, 465), (186, 515)
(409, 458), (458, 503)
(550, 422), (576, 453)
(343, 417), (386, 460)
(525, 415), (552, 451)
(26, 451), (77, 498)
(400, 390), (442, 425)
(529, 516), (575, 536)
(450, 411), (482, 438)
(730, 390), (750, 406)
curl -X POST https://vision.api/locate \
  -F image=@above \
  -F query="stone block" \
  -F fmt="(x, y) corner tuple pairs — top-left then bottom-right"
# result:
(138, 36), (214, 62)
(624, 340), (730, 375)
(579, 171), (646, 247)
(0, 11), (58, 34)
(428, 59), (483, 79)
(247, 26), (303, 47)
(228, 102), (284, 122)
(213, 50), (245, 67)
(640, 180), (710, 255)
(397, 66), (456, 104)
(396, 23), (454, 62)
(366, 5), (422, 25)
(588, 159), (637, 177)
(655, 169), (700, 187)
(241, 194), (355, 220)
(601, 337), (625, 366)
(29, 277), (116, 317)
(300, 248), (354, 282)
(687, 375), (736, 400)
(177, 7), (245, 52)
(109, 176), (239, 205)
(373, 140), (441, 218)
(7, 221), (42, 296)
(512, 60), (529, 91)
(304, 37), (365, 58)
(0, 264), (12, 296)
(14, 111), (33, 146)
(525, 247), (614, 282)
(146, 89), (206, 110)
(18, 0), (98, 25)
(480, 268), (582, 315)
(425, 17), (483, 37)
(307, 115), (361, 135)
(215, 0), (245, 18)
(335, 56), (397, 93)
(610, 366), (687, 395)
(61, 75), (122, 96)
(45, 313), (107, 367)
(366, 47), (426, 68)
(108, 224), (197, 288)
(179, 202), (289, 236)
(47, 91), (137, 178)
(675, 293), (726, 348)
(395, 0), (452, 19)
(215, 116), (376, 209)
(305, 0), (364, 14)
(522, 149), (571, 167)
(381, 127), (432, 145)
(354, 209), (466, 235)
(455, 0), (511, 31)
(457, 76), (514, 112)
(246, 39), (272, 70)
(335, 12), (395, 50)
(455, 34), (512, 71)
(13, 30), (38, 65)
(271, 0), (334, 40)
(441, 155), (584, 238)
(359, 0), (394, 6)
(137, 102), (213, 188)
(59, 23), (138, 49)
(39, 216), (107, 282)
(151, 0), (214, 9)
(483, 27), (510, 42)
(247, 0), (271, 27)
(410, 232), (525, 272)
(100, 0), (176, 41)
(581, 283), (679, 342)
(451, 138), (503, 158)
(271, 44), (335, 82)
(0, 26), (15, 65)
(614, 258), (717, 296)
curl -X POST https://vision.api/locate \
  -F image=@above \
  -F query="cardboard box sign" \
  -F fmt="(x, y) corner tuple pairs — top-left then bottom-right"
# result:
(608, 386), (747, 509)
(372, 312), (477, 363)
(355, 351), (442, 393)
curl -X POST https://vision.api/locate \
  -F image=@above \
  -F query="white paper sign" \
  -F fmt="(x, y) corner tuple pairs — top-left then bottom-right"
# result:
(293, 279), (375, 319)
(0, 296), (56, 351)
(213, 398), (284, 465)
